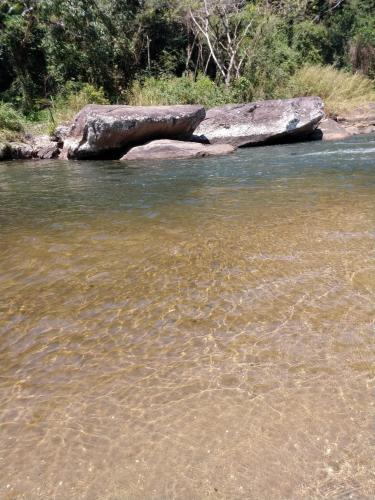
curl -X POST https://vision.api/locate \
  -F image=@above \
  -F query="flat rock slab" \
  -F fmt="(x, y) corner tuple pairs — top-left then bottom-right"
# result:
(121, 139), (235, 161)
(195, 97), (324, 147)
(65, 105), (206, 159)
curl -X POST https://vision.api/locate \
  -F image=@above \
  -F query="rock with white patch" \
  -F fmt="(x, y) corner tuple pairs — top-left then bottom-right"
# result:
(195, 97), (324, 147)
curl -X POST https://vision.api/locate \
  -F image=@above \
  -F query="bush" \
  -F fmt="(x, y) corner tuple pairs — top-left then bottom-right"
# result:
(52, 82), (109, 123)
(239, 16), (299, 102)
(0, 101), (24, 140)
(24, 82), (110, 135)
(292, 21), (329, 65)
(281, 64), (375, 116)
(127, 74), (235, 108)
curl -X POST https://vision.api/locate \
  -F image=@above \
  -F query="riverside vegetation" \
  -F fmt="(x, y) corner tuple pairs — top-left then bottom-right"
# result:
(0, 0), (374, 142)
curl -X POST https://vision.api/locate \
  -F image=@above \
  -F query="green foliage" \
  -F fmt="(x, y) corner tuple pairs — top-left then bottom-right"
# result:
(128, 74), (235, 107)
(282, 64), (375, 115)
(239, 16), (299, 101)
(0, 0), (374, 124)
(0, 101), (24, 140)
(292, 21), (329, 65)
(58, 83), (109, 112)
(0, 4), (47, 111)
(42, 83), (109, 133)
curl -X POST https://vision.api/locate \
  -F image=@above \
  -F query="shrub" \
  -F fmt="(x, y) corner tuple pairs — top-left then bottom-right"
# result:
(127, 74), (235, 108)
(0, 101), (24, 140)
(281, 64), (375, 115)
(24, 82), (110, 135)
(238, 15), (299, 102)
(292, 21), (329, 65)
(52, 82), (109, 123)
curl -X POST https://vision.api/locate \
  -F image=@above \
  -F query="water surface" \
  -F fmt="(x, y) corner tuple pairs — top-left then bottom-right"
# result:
(1, 136), (375, 499)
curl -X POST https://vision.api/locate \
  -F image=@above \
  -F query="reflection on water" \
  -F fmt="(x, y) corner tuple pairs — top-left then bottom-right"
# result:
(1, 136), (375, 499)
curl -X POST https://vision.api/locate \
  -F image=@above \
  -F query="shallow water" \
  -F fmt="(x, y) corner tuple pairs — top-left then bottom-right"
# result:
(1, 136), (375, 499)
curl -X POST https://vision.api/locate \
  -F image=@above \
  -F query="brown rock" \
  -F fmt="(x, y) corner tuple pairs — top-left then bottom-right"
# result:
(195, 97), (324, 147)
(64, 105), (206, 159)
(121, 139), (235, 161)
(337, 103), (375, 136)
(337, 103), (375, 125)
(316, 118), (351, 141)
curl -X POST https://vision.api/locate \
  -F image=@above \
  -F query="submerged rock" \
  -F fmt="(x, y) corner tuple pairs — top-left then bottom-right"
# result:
(121, 139), (235, 161)
(64, 104), (206, 159)
(195, 97), (324, 147)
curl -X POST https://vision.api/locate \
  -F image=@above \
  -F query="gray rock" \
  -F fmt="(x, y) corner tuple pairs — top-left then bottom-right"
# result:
(37, 143), (60, 159)
(64, 104), (206, 159)
(51, 125), (71, 144)
(0, 143), (11, 161)
(32, 135), (61, 159)
(195, 97), (324, 147)
(121, 139), (235, 161)
(9, 142), (34, 160)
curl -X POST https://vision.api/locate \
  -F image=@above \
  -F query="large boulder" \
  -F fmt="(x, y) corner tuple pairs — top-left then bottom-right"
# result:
(64, 105), (206, 159)
(195, 97), (324, 147)
(121, 139), (235, 161)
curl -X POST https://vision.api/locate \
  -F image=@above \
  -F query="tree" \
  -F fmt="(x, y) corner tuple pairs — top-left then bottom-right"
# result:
(179, 0), (257, 86)
(0, 1), (47, 111)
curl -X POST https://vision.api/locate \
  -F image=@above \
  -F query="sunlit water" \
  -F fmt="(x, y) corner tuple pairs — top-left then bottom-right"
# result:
(1, 136), (375, 499)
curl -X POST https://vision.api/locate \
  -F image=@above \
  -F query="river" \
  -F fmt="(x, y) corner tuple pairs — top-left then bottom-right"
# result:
(1, 136), (375, 499)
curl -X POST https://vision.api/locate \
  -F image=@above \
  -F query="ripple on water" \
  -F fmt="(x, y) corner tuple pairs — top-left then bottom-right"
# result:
(0, 137), (375, 499)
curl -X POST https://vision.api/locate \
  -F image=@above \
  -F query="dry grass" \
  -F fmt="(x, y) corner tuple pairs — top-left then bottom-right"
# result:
(285, 64), (375, 116)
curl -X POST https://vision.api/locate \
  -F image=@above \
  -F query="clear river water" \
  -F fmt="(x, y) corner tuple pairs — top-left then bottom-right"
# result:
(1, 136), (375, 499)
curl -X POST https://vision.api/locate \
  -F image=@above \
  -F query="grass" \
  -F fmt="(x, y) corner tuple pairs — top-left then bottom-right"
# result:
(129, 68), (375, 117)
(1, 67), (374, 142)
(0, 102), (25, 141)
(282, 64), (375, 116)
(25, 83), (109, 136)
(127, 73), (235, 108)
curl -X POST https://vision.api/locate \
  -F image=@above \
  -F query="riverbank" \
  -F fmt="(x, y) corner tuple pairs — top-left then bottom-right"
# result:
(1, 98), (374, 163)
